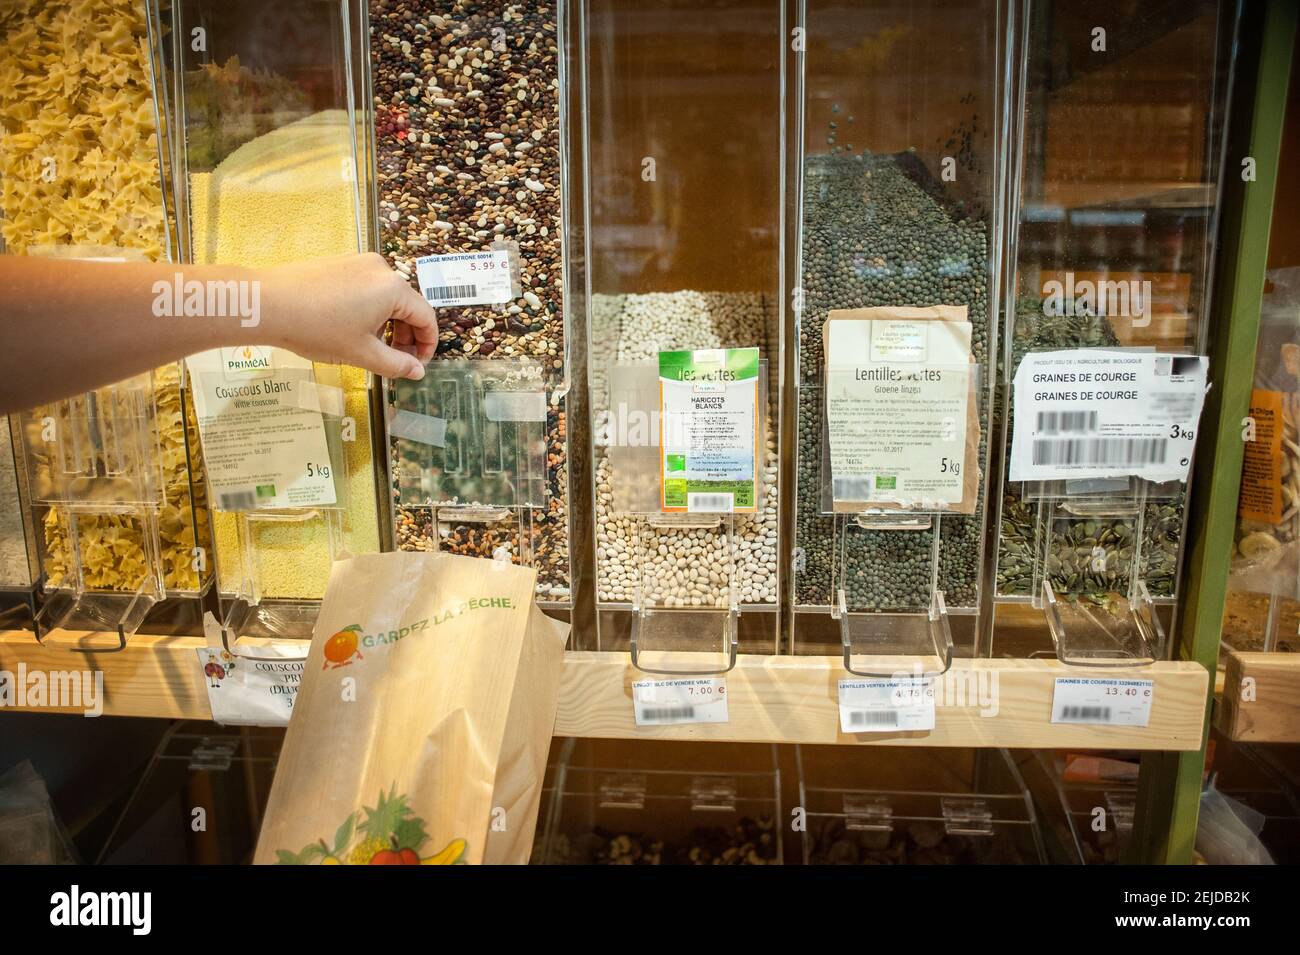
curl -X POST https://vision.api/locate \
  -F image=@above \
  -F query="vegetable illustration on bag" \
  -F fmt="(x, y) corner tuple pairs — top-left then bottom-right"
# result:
(276, 786), (466, 866)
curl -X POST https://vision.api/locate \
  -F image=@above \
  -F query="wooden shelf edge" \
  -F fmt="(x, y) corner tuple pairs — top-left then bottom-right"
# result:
(1217, 650), (1300, 742)
(0, 630), (1209, 749)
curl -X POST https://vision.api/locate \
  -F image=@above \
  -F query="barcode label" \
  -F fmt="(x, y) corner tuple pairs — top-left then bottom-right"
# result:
(1035, 410), (1098, 434)
(1031, 437), (1168, 467)
(423, 283), (477, 302)
(218, 489), (256, 511)
(1059, 706), (1111, 721)
(687, 492), (734, 513)
(838, 678), (936, 733)
(846, 709), (898, 728)
(415, 249), (514, 307)
(1010, 350), (1207, 483)
(632, 678), (728, 725)
(1052, 678), (1153, 727)
(833, 476), (874, 501)
(636, 706), (697, 724)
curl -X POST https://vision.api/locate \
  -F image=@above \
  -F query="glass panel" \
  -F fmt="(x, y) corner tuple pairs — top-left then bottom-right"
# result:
(1222, 47), (1300, 651)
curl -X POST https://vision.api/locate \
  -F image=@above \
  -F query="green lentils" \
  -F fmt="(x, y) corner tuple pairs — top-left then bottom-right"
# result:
(795, 150), (990, 610)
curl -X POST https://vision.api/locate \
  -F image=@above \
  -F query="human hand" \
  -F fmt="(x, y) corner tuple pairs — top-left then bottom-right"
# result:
(258, 252), (438, 379)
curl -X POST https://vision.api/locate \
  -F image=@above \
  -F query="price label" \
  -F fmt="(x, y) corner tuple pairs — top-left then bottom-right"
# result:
(1051, 677), (1154, 727)
(415, 249), (514, 307)
(838, 678), (936, 733)
(631, 678), (728, 725)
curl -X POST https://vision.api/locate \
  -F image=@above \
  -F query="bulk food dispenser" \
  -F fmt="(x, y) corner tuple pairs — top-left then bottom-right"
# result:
(580, 0), (785, 673)
(1, 411), (37, 627)
(992, 0), (1236, 664)
(161, 0), (382, 641)
(790, 0), (1007, 674)
(1, 0), (211, 646)
(369, 0), (578, 614)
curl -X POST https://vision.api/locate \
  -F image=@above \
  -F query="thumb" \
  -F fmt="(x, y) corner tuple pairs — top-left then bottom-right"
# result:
(360, 334), (426, 381)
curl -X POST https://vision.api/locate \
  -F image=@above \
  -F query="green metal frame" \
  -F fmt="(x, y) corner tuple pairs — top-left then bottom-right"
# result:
(1129, 0), (1297, 865)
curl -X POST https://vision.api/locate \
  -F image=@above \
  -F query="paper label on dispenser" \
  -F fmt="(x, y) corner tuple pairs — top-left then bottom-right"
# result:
(415, 250), (513, 307)
(188, 347), (337, 511)
(658, 347), (760, 513)
(198, 618), (307, 727)
(1010, 350), (1208, 483)
(825, 318), (974, 509)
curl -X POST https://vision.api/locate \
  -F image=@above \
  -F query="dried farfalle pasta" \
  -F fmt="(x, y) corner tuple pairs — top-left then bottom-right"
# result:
(1, 0), (209, 597)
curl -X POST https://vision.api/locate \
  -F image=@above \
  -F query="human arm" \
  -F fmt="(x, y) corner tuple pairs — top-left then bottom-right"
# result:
(0, 252), (438, 414)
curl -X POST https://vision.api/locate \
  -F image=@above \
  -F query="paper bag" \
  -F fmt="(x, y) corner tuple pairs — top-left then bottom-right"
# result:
(255, 551), (569, 865)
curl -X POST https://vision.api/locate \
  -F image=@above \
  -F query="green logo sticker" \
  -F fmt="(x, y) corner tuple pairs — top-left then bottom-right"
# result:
(665, 453), (686, 472)
(875, 475), (897, 490)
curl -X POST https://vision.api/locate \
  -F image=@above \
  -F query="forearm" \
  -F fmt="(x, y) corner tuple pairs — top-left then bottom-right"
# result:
(0, 257), (274, 414)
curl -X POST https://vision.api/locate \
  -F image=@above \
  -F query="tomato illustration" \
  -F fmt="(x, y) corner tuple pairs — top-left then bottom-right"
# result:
(323, 624), (364, 669)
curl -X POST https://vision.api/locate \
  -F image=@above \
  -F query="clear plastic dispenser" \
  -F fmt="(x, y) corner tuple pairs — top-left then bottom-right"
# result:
(161, 0), (382, 643)
(0, 416), (38, 629)
(387, 359), (548, 572)
(581, 0), (785, 672)
(798, 746), (1047, 864)
(17, 374), (172, 647)
(0, 2), (210, 646)
(992, 0), (1237, 660)
(1029, 494), (1165, 666)
(369, 1), (576, 611)
(535, 740), (783, 865)
(790, 0), (1006, 669)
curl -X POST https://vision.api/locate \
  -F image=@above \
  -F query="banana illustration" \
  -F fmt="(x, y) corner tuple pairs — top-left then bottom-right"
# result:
(422, 839), (467, 865)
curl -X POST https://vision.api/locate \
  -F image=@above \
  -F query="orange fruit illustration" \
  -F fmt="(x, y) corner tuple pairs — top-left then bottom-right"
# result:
(323, 624), (363, 669)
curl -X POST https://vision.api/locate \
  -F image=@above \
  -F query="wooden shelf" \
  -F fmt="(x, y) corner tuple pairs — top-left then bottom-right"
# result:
(0, 629), (1210, 749)
(1217, 651), (1300, 742)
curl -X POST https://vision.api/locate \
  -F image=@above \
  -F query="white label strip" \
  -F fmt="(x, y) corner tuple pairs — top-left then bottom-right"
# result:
(199, 616), (308, 727)
(631, 678), (728, 725)
(483, 390), (547, 422)
(387, 408), (448, 448)
(415, 249), (514, 307)
(1051, 677), (1154, 727)
(838, 678), (936, 733)
(1010, 349), (1208, 483)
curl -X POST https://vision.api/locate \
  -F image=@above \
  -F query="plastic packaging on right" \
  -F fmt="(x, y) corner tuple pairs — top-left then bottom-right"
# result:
(1221, 276), (1300, 653)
